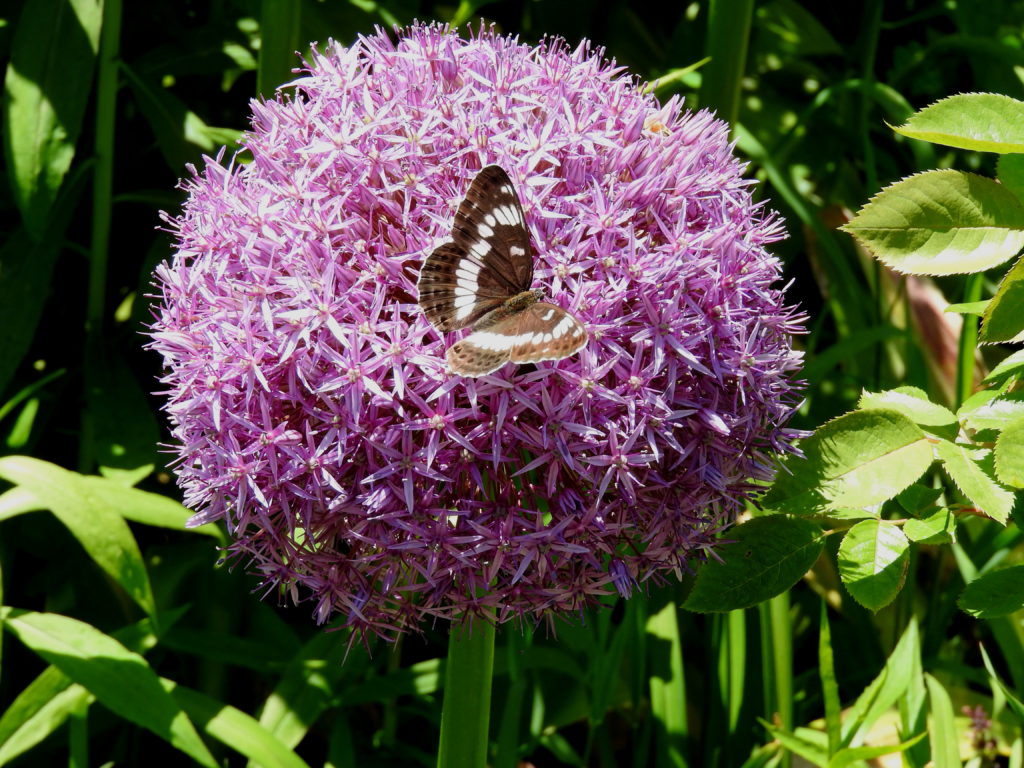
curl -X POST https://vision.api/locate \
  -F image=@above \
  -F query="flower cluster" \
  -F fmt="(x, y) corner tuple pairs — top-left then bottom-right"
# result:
(149, 24), (804, 638)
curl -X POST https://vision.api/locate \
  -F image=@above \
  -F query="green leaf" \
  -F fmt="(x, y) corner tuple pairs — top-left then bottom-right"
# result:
(891, 93), (1024, 153)
(840, 170), (1024, 275)
(924, 674), (959, 768)
(995, 416), (1024, 487)
(828, 733), (926, 768)
(169, 683), (312, 768)
(683, 516), (824, 612)
(998, 153), (1024, 201)
(958, 391), (1024, 432)
(985, 348), (1024, 383)
(120, 61), (242, 173)
(78, 477), (224, 539)
(904, 509), (956, 544)
(981, 254), (1024, 343)
(841, 621), (918, 746)
(944, 300), (990, 315)
(1, 610), (216, 767)
(255, 630), (360, 751)
(858, 386), (956, 426)
(895, 484), (943, 515)
(2, 0), (102, 238)
(759, 723), (828, 766)
(837, 519), (909, 611)
(0, 668), (90, 765)
(763, 410), (934, 515)
(934, 440), (1015, 524)
(958, 565), (1024, 618)
(979, 644), (1024, 723)
(0, 457), (156, 616)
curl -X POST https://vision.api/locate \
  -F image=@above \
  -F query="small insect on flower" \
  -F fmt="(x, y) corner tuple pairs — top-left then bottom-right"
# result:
(417, 165), (588, 377)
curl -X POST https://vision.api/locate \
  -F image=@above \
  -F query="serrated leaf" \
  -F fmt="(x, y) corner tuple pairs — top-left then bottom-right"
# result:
(995, 417), (1024, 487)
(944, 300), (990, 315)
(958, 391), (1024, 432)
(838, 519), (909, 611)
(1, 610), (216, 767)
(858, 386), (956, 426)
(958, 565), (1024, 618)
(840, 170), (1024, 275)
(683, 516), (824, 612)
(934, 440), (1015, 523)
(981, 254), (1024, 344)
(895, 484), (943, 515)
(2, 0), (102, 239)
(985, 349), (1024, 383)
(904, 509), (956, 544)
(0, 457), (157, 616)
(998, 154), (1024, 201)
(763, 410), (934, 514)
(891, 93), (1024, 153)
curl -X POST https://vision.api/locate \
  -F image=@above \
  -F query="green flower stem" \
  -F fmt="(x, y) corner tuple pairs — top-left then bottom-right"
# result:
(700, 0), (754, 131)
(438, 619), (495, 768)
(647, 600), (687, 767)
(955, 273), (984, 407)
(760, 594), (793, 768)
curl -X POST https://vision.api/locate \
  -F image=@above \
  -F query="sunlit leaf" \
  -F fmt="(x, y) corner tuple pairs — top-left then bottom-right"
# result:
(837, 519), (909, 611)
(980, 254), (1024, 344)
(891, 93), (1024, 153)
(934, 440), (1014, 524)
(840, 170), (1024, 275)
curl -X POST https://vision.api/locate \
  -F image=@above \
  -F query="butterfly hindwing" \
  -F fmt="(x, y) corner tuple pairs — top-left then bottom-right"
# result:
(446, 302), (588, 377)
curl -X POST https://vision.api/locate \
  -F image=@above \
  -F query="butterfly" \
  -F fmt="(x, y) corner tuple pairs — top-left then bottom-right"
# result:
(417, 165), (588, 377)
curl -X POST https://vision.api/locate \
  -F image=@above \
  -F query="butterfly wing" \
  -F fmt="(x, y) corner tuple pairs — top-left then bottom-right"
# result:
(417, 165), (534, 332)
(509, 302), (588, 365)
(446, 302), (588, 377)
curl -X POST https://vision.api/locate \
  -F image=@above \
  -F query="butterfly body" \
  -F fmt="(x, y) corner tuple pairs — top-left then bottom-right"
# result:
(417, 165), (587, 377)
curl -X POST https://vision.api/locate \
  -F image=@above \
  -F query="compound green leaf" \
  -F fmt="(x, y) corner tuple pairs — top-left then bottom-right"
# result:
(934, 440), (1015, 524)
(837, 519), (909, 611)
(763, 410), (933, 515)
(841, 170), (1024, 275)
(891, 93), (1024, 153)
(981, 255), (1024, 344)
(683, 516), (824, 612)
(995, 416), (1024, 487)
(858, 386), (956, 426)
(958, 566), (1024, 618)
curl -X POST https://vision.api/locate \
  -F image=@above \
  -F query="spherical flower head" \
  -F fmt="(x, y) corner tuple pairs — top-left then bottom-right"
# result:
(149, 24), (805, 639)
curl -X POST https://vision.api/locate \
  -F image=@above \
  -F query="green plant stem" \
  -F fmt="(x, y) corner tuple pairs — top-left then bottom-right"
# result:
(647, 600), (687, 767)
(761, 594), (792, 768)
(258, 0), (302, 97)
(438, 619), (495, 768)
(955, 273), (984, 407)
(700, 0), (754, 131)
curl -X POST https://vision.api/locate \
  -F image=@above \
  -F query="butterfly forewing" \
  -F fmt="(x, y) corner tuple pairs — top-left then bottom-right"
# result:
(446, 302), (588, 377)
(451, 165), (534, 293)
(417, 165), (534, 332)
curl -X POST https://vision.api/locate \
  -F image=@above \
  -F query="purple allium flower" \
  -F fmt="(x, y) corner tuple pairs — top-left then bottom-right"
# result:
(149, 24), (804, 638)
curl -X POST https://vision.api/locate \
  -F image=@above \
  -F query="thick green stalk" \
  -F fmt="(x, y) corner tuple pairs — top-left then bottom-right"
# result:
(955, 274), (984, 407)
(700, 0), (755, 131)
(648, 600), (688, 767)
(760, 594), (792, 768)
(258, 0), (302, 97)
(438, 619), (495, 768)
